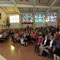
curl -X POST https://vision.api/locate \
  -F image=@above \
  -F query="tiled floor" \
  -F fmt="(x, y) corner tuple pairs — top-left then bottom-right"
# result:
(0, 38), (53, 60)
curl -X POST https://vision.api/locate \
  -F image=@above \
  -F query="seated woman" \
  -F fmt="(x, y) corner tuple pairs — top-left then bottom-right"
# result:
(33, 32), (37, 42)
(53, 38), (60, 60)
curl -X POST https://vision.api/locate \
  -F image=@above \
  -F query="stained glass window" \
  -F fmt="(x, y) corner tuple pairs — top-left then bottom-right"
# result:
(46, 12), (57, 22)
(35, 13), (46, 22)
(22, 14), (33, 23)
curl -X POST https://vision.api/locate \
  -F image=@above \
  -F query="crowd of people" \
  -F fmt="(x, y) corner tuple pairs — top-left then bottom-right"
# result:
(10, 26), (60, 60)
(0, 26), (60, 60)
(0, 30), (11, 41)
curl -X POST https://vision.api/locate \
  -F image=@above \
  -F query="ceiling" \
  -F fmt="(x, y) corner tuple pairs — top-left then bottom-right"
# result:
(1, 7), (19, 14)
(0, 0), (60, 14)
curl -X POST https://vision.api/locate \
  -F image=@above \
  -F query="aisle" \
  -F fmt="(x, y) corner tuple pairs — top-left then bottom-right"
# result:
(0, 39), (53, 60)
(0, 55), (6, 60)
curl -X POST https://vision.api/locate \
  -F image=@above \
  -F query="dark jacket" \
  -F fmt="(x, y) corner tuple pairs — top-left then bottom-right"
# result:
(43, 39), (50, 46)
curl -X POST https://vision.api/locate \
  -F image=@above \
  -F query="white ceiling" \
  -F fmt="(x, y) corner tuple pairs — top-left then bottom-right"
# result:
(0, 0), (60, 14)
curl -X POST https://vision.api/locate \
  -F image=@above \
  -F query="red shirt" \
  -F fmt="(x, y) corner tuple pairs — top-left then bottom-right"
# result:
(57, 32), (59, 37)
(38, 37), (44, 45)
(35, 33), (37, 39)
(18, 33), (23, 38)
(33, 33), (37, 39)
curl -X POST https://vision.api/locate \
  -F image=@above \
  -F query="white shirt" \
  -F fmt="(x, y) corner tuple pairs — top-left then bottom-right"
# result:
(59, 32), (60, 34)
(44, 39), (47, 45)
(49, 40), (54, 48)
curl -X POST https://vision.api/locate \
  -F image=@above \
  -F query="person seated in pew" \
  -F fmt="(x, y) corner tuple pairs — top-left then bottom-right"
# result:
(3, 31), (7, 37)
(30, 31), (34, 42)
(32, 32), (37, 42)
(42, 36), (56, 57)
(39, 35), (50, 56)
(53, 38), (60, 60)
(14, 32), (20, 43)
(26, 31), (31, 43)
(56, 31), (59, 37)
(34, 34), (44, 54)
(59, 30), (60, 37)
(11, 30), (15, 43)
(23, 32), (27, 46)
(54, 33), (57, 40)
(18, 32), (23, 40)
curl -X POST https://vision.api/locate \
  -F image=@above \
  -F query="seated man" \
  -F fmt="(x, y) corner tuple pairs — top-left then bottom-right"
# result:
(39, 35), (50, 56)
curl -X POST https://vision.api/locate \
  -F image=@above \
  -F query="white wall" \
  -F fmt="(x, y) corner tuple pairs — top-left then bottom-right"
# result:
(8, 14), (33, 28)
(47, 22), (57, 27)
(10, 23), (20, 28)
(34, 23), (46, 28)
(8, 12), (58, 28)
(22, 24), (33, 28)
(0, 8), (7, 28)
(8, 14), (22, 28)
(0, 9), (58, 29)
(33, 22), (57, 28)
